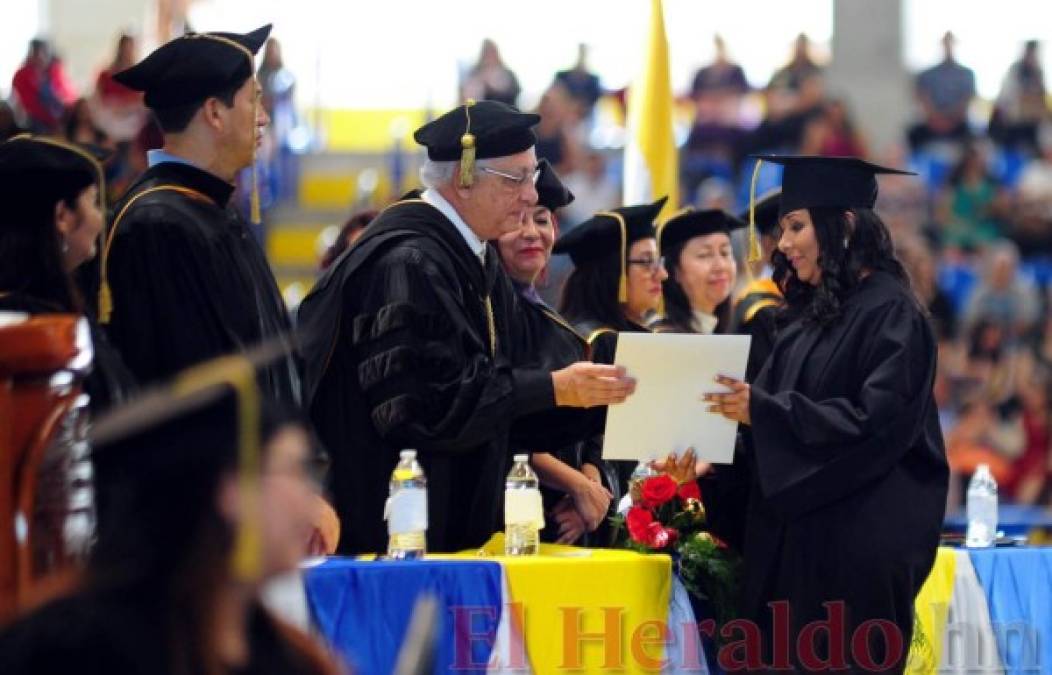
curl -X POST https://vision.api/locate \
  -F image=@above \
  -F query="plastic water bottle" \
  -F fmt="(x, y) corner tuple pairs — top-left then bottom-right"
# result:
(387, 450), (427, 559)
(965, 463), (998, 548)
(504, 454), (543, 556)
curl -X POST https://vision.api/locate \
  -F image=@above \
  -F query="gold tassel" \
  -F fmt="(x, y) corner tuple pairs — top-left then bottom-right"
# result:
(598, 211), (629, 303)
(99, 282), (113, 324)
(459, 99), (476, 188)
(173, 356), (262, 581)
(747, 159), (763, 265)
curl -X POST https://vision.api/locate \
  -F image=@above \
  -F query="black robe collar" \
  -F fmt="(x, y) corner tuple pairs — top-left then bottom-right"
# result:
(131, 160), (236, 208)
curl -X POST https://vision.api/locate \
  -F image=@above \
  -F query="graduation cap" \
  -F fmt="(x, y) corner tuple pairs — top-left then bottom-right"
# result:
(535, 159), (574, 212)
(0, 135), (112, 317)
(0, 134), (106, 207)
(738, 188), (781, 238)
(657, 207), (746, 252)
(744, 155), (915, 265)
(553, 196), (667, 302)
(114, 25), (271, 110)
(114, 25), (271, 226)
(91, 342), (288, 581)
(413, 100), (540, 188)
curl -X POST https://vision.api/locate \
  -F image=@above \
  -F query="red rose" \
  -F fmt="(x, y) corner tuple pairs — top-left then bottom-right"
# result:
(626, 506), (654, 544)
(645, 522), (679, 549)
(677, 481), (701, 503)
(641, 475), (678, 507)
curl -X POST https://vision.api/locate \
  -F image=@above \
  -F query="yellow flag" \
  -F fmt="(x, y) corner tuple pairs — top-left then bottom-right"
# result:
(623, 0), (678, 220)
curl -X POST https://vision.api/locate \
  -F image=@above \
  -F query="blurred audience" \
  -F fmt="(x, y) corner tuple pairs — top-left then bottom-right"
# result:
(461, 39), (521, 107)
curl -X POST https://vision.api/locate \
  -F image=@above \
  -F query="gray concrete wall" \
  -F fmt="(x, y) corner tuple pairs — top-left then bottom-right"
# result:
(825, 0), (912, 156)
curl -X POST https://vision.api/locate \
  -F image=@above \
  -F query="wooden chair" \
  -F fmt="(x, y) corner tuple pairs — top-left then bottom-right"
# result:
(0, 315), (89, 625)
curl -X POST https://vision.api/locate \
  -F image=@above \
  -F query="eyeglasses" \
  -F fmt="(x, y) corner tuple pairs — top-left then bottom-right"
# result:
(626, 256), (666, 273)
(479, 166), (541, 189)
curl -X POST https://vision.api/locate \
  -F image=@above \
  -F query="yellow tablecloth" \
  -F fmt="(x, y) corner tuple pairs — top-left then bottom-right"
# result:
(451, 534), (674, 674)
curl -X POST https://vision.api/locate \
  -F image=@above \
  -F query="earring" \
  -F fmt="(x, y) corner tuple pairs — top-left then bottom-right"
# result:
(843, 238), (849, 250)
(61, 236), (70, 254)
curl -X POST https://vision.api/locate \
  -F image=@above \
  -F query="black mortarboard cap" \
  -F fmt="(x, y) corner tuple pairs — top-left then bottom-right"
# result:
(535, 159), (574, 211)
(113, 25), (271, 109)
(751, 155), (916, 218)
(658, 207), (746, 252)
(0, 134), (106, 212)
(553, 196), (667, 302)
(414, 100), (539, 187)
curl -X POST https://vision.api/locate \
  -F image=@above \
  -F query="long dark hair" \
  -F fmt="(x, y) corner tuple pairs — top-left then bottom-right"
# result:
(661, 238), (732, 334)
(0, 185), (83, 312)
(772, 207), (911, 327)
(559, 248), (637, 331)
(89, 399), (310, 675)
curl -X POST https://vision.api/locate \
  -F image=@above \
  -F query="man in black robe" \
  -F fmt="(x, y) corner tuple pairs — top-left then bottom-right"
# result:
(101, 25), (298, 405)
(297, 101), (636, 554)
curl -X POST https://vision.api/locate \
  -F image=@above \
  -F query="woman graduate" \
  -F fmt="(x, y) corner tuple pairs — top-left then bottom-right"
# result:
(555, 196), (668, 362)
(651, 208), (745, 334)
(495, 159), (612, 543)
(706, 156), (949, 671)
(0, 134), (134, 413)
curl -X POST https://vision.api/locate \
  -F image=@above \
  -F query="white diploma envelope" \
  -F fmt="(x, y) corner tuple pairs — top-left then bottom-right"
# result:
(602, 332), (751, 464)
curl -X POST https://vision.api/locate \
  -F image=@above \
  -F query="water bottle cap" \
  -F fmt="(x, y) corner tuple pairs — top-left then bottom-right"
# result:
(513, 454), (528, 463)
(400, 449), (417, 460)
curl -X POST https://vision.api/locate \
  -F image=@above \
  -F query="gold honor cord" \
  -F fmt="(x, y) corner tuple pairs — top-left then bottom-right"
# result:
(10, 134), (110, 319)
(172, 355), (262, 581)
(484, 295), (496, 357)
(184, 33), (262, 224)
(99, 184), (213, 324)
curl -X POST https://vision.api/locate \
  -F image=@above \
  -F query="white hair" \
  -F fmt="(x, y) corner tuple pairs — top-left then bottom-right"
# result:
(418, 157), (499, 189)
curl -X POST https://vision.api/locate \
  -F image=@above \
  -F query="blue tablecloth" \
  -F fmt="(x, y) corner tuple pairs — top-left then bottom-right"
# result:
(966, 547), (1052, 674)
(304, 558), (504, 675)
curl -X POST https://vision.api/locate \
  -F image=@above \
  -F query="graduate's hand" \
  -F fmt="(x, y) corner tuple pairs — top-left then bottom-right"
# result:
(650, 448), (711, 483)
(552, 497), (588, 543)
(704, 375), (751, 425)
(571, 471), (613, 530)
(552, 362), (637, 408)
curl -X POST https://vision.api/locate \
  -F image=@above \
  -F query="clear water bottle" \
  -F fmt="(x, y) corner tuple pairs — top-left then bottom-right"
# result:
(505, 454), (543, 556)
(965, 463), (998, 548)
(387, 450), (427, 559)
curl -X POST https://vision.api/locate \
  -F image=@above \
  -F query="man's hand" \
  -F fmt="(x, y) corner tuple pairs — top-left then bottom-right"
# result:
(570, 471), (613, 530)
(552, 362), (636, 408)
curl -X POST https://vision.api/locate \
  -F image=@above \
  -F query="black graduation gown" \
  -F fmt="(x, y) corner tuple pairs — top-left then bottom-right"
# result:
(297, 193), (592, 554)
(0, 587), (328, 675)
(104, 161), (298, 404)
(743, 271), (948, 671)
(0, 292), (135, 414)
(507, 283), (602, 542)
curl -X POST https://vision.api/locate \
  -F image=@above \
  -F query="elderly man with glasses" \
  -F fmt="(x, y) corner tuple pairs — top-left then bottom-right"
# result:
(298, 100), (636, 554)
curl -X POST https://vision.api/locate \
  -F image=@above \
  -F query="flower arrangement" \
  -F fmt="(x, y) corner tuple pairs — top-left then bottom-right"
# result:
(612, 473), (740, 630)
